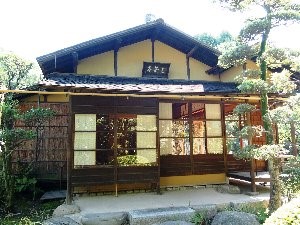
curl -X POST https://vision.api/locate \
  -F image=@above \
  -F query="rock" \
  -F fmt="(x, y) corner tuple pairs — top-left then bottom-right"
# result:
(81, 212), (128, 225)
(43, 217), (82, 225)
(216, 184), (240, 194)
(152, 221), (194, 225)
(53, 204), (81, 217)
(245, 191), (260, 196)
(191, 204), (218, 220)
(211, 211), (259, 225)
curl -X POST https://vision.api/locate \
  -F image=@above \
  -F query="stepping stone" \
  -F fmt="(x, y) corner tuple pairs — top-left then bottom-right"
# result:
(129, 207), (195, 225)
(40, 190), (66, 201)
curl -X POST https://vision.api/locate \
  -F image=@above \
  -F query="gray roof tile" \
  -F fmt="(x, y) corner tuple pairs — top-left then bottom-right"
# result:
(40, 73), (238, 95)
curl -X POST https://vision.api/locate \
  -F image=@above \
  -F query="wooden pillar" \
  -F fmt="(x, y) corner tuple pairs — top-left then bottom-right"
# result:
(186, 46), (198, 80)
(186, 56), (190, 80)
(66, 95), (73, 204)
(187, 102), (194, 174)
(114, 48), (118, 76)
(114, 39), (121, 76)
(156, 99), (160, 194)
(151, 38), (155, 63)
(72, 52), (78, 74)
(221, 101), (228, 177)
(113, 98), (118, 196)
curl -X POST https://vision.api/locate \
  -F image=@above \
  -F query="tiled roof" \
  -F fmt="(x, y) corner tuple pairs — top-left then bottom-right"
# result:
(40, 73), (238, 95)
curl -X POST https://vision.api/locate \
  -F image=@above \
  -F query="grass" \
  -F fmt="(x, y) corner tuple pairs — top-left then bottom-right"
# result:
(0, 196), (63, 225)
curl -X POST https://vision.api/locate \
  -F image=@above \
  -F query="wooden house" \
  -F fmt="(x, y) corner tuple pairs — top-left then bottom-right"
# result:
(18, 19), (270, 202)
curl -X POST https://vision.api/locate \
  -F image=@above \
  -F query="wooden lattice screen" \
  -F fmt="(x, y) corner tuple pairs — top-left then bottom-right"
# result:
(13, 102), (69, 182)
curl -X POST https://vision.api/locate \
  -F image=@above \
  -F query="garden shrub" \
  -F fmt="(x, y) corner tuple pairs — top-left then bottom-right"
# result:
(264, 197), (300, 225)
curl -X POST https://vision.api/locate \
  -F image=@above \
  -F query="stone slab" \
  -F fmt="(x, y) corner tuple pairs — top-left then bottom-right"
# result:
(129, 207), (195, 225)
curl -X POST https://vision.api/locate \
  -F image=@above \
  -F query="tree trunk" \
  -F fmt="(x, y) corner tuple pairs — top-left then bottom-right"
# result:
(259, 26), (282, 212)
(268, 158), (282, 213)
(290, 122), (297, 156)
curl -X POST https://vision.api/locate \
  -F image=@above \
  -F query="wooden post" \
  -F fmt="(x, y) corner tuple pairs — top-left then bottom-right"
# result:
(114, 39), (121, 76)
(114, 48), (118, 76)
(151, 38), (155, 63)
(156, 99), (160, 194)
(66, 95), (73, 204)
(188, 102), (194, 174)
(186, 56), (190, 80)
(72, 52), (78, 74)
(221, 101), (228, 177)
(186, 46), (198, 80)
(113, 98), (118, 196)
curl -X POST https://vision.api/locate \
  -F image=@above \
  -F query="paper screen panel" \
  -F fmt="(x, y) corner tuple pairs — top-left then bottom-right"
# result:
(159, 103), (172, 119)
(75, 114), (96, 131)
(160, 138), (173, 155)
(74, 132), (96, 150)
(137, 132), (156, 148)
(207, 138), (223, 154)
(136, 149), (156, 163)
(206, 121), (222, 136)
(74, 151), (95, 166)
(205, 104), (221, 119)
(137, 115), (156, 131)
(193, 138), (206, 154)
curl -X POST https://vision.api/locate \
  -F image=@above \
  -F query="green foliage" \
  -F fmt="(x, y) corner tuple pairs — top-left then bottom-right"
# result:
(0, 54), (39, 90)
(233, 103), (256, 114)
(240, 18), (270, 42)
(0, 99), (55, 210)
(235, 69), (261, 82)
(117, 155), (152, 166)
(237, 79), (269, 93)
(252, 144), (289, 160)
(195, 31), (233, 49)
(23, 108), (55, 127)
(218, 41), (257, 68)
(15, 176), (37, 193)
(281, 156), (300, 201)
(191, 212), (206, 225)
(195, 33), (219, 48)
(264, 197), (300, 225)
(215, 0), (300, 213)
(228, 203), (269, 224)
(0, 199), (62, 225)
(269, 70), (296, 94)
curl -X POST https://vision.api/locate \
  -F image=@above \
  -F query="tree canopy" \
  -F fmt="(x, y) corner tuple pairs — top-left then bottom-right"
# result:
(0, 53), (41, 90)
(214, 0), (300, 213)
(194, 31), (233, 50)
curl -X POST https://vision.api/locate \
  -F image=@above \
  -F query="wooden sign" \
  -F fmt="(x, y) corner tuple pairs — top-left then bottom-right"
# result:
(142, 62), (170, 78)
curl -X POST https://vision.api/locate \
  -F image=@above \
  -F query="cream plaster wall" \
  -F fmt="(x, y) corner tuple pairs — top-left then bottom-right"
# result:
(77, 51), (114, 75)
(76, 39), (220, 81)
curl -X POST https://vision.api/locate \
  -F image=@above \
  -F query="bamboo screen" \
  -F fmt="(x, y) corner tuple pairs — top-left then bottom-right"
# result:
(14, 102), (69, 180)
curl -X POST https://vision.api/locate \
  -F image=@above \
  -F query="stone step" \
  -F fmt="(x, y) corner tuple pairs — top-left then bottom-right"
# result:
(129, 207), (195, 225)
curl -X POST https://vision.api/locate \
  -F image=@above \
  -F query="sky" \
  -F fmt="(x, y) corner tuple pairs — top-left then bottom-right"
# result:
(1, 0), (300, 62)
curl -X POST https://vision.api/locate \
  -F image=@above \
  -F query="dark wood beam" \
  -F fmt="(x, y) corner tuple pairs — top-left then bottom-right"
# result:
(151, 38), (155, 62)
(114, 39), (122, 76)
(72, 52), (78, 74)
(150, 27), (161, 63)
(66, 96), (73, 204)
(114, 49), (118, 76)
(186, 56), (190, 80)
(186, 46), (199, 80)
(187, 45), (199, 58)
